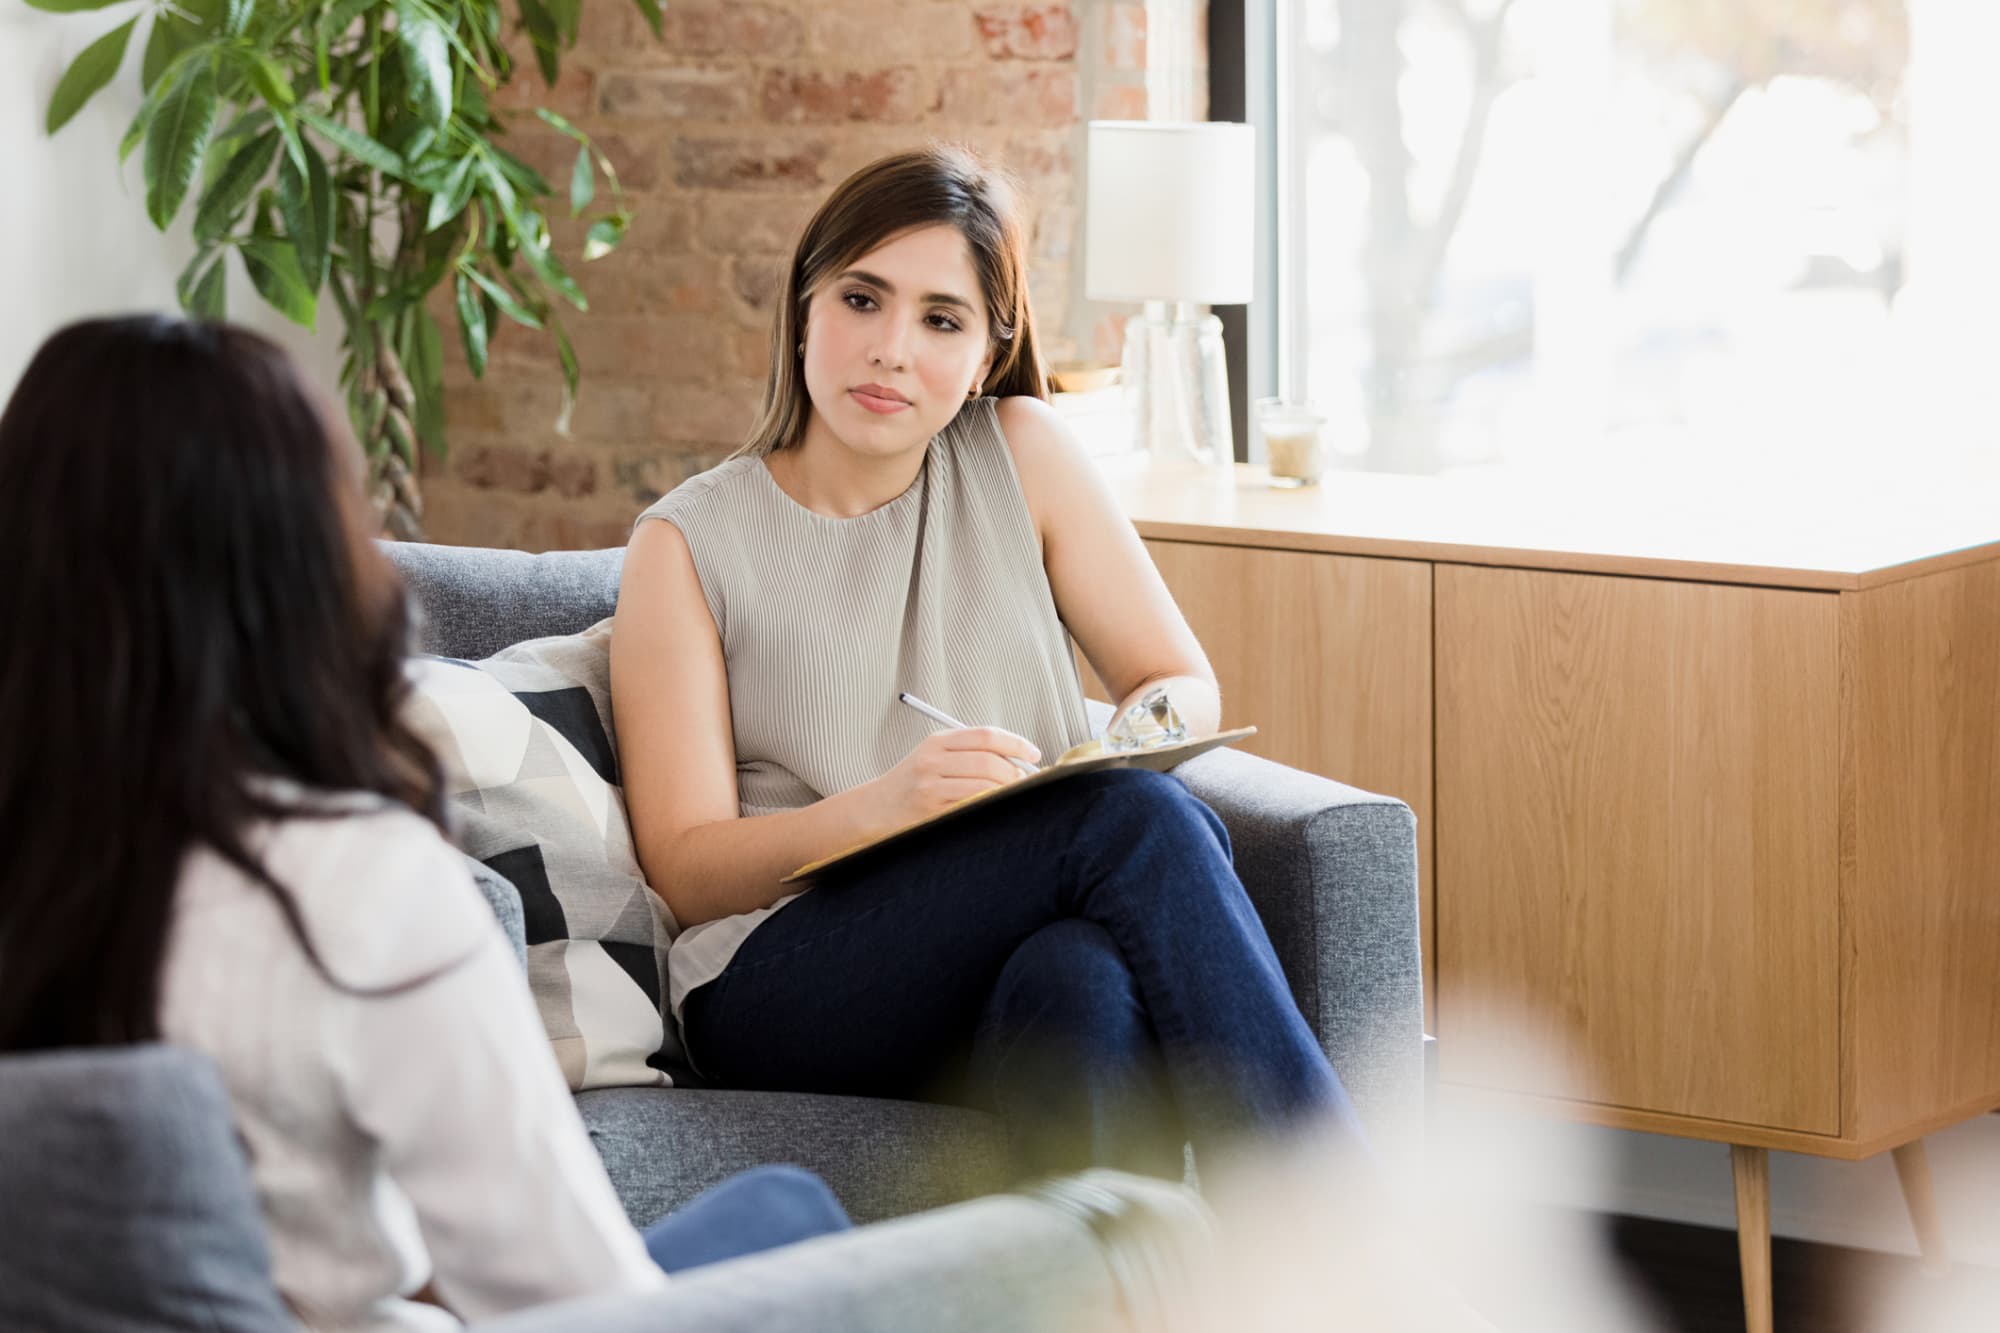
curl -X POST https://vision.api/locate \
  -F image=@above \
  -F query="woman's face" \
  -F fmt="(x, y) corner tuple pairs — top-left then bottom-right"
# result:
(798, 223), (995, 460)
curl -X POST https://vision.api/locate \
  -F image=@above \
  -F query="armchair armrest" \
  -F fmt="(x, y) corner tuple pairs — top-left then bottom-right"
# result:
(1172, 747), (1425, 1162)
(473, 1173), (1216, 1333)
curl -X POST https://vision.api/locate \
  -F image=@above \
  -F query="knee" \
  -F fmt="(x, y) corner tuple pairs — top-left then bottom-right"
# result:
(1075, 768), (1226, 848)
(990, 920), (1144, 1031)
(729, 1165), (851, 1236)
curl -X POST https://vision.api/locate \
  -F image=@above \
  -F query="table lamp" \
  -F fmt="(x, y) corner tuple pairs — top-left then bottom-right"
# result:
(1085, 120), (1256, 466)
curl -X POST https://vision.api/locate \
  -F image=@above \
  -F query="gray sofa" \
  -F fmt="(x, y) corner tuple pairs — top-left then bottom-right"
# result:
(388, 540), (1429, 1212)
(0, 1044), (1218, 1332)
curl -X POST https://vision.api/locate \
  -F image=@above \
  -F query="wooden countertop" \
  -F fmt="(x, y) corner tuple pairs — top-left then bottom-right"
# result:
(1098, 456), (2000, 591)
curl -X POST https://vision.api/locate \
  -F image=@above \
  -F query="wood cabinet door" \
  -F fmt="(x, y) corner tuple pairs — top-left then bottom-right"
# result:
(1085, 540), (1435, 1021)
(1435, 565), (1840, 1134)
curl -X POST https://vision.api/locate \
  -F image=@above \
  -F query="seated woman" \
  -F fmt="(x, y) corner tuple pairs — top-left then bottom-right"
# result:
(612, 145), (1371, 1178)
(0, 317), (849, 1329)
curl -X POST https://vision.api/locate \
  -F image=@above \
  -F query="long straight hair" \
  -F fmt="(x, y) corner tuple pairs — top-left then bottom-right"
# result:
(739, 143), (1050, 457)
(0, 317), (449, 1051)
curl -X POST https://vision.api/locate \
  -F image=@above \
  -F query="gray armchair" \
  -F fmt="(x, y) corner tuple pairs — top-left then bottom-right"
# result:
(387, 541), (1427, 1199)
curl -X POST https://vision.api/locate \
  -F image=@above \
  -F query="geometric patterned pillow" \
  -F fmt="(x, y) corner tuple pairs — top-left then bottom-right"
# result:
(403, 615), (683, 1090)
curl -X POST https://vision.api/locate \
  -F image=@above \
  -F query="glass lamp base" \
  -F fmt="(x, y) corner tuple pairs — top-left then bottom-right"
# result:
(1120, 301), (1234, 468)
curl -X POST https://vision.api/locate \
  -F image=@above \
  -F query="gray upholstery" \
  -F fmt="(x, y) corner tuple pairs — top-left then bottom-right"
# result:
(579, 1087), (1012, 1227)
(385, 540), (1427, 1210)
(466, 852), (529, 965)
(0, 1045), (296, 1332)
(391, 541), (623, 658)
(480, 1173), (1217, 1333)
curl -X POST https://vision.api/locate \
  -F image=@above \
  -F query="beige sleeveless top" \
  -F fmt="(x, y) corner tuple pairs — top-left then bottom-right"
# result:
(634, 397), (1094, 1027)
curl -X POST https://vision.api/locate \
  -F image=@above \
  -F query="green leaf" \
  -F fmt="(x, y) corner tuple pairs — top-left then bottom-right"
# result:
(243, 52), (294, 108)
(298, 108), (406, 178)
(546, 0), (581, 44)
(404, 308), (446, 456)
(535, 107), (584, 140)
(516, 0), (562, 85)
(177, 249), (227, 320)
(278, 138), (334, 290)
(454, 272), (490, 377)
(192, 128), (277, 240)
(222, 0), (252, 37)
(271, 109), (308, 173)
(485, 144), (552, 198)
(568, 143), (593, 214)
(45, 16), (137, 134)
(426, 154), (477, 231)
(462, 265), (543, 328)
(583, 211), (629, 261)
(631, 0), (664, 41)
(144, 59), (218, 229)
(240, 237), (317, 328)
(22, 0), (128, 11)
(395, 0), (454, 129)
(142, 0), (220, 91)
(552, 317), (578, 434)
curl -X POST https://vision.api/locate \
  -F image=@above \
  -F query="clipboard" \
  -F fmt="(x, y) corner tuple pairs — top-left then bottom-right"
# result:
(781, 726), (1256, 884)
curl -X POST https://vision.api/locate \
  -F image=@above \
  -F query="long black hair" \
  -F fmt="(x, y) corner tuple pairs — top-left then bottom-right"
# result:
(0, 316), (448, 1050)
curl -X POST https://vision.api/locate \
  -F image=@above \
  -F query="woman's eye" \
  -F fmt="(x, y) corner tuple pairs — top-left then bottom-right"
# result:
(842, 291), (876, 311)
(927, 313), (962, 333)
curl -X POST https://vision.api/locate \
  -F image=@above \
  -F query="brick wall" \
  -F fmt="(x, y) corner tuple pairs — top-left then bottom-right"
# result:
(424, 0), (1199, 550)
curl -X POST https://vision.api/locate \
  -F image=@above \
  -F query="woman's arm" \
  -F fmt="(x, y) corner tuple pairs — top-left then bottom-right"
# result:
(611, 520), (1036, 928)
(994, 396), (1222, 735)
(331, 840), (664, 1317)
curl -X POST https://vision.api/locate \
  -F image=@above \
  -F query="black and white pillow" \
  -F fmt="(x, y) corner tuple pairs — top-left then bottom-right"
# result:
(405, 617), (682, 1090)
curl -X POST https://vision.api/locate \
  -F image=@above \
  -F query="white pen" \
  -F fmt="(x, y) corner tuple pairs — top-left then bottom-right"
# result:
(896, 691), (1039, 775)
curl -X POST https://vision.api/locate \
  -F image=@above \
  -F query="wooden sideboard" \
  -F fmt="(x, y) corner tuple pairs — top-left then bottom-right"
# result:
(1092, 456), (2000, 1333)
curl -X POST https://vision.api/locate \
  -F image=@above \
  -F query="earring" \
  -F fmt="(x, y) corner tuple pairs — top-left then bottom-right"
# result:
(796, 341), (805, 358)
(967, 385), (979, 400)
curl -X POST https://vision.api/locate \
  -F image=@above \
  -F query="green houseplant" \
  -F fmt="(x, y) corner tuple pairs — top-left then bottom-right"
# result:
(30, 0), (661, 535)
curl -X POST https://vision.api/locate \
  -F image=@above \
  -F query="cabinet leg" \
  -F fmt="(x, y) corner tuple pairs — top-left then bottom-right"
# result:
(1731, 1145), (1773, 1333)
(1891, 1139), (1951, 1276)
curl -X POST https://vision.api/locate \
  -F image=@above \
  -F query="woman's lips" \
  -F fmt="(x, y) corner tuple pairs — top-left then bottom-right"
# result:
(850, 388), (911, 415)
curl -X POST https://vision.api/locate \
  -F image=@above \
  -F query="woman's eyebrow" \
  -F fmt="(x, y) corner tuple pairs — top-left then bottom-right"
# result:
(838, 269), (975, 313)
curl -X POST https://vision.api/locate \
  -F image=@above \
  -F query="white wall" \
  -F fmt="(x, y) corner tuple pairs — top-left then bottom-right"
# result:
(1, 8), (341, 399)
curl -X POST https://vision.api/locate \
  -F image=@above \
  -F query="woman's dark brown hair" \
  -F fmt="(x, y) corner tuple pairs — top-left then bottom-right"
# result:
(0, 316), (448, 1050)
(739, 142), (1049, 457)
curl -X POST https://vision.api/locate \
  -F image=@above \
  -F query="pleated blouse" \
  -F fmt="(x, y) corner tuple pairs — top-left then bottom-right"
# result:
(633, 397), (1094, 1026)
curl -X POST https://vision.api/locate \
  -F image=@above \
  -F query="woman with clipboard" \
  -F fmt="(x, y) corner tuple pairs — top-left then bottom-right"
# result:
(612, 146), (1368, 1178)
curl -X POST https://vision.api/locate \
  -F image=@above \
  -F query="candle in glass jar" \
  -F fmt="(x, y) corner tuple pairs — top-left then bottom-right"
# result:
(1256, 399), (1327, 487)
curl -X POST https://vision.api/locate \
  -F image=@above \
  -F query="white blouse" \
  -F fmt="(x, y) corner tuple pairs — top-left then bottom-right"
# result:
(157, 796), (665, 1330)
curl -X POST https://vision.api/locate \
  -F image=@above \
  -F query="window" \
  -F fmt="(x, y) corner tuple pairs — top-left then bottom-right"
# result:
(1258, 0), (1997, 481)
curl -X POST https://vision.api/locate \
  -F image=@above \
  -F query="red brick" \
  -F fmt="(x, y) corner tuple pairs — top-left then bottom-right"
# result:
(695, 194), (817, 256)
(597, 69), (752, 120)
(580, 252), (728, 318)
(1103, 4), (1146, 71)
(730, 253), (788, 317)
(611, 447), (735, 504)
(612, 1), (804, 58)
(810, 6), (976, 60)
(729, 326), (773, 378)
(452, 442), (599, 498)
(974, 4), (1079, 60)
(650, 380), (764, 446)
(1033, 204), (1076, 263)
(759, 67), (926, 124)
(675, 136), (829, 191)
(1092, 82), (1148, 121)
(489, 61), (597, 120)
(993, 132), (1074, 184)
(936, 67), (1077, 126)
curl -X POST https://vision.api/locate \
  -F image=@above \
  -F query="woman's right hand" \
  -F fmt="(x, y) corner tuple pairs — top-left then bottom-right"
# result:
(858, 727), (1042, 834)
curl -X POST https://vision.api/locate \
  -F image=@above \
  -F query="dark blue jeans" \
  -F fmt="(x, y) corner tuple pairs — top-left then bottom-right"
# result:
(683, 768), (1365, 1177)
(640, 1165), (851, 1273)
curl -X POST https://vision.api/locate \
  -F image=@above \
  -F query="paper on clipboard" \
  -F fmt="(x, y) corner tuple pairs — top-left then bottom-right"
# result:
(781, 726), (1257, 884)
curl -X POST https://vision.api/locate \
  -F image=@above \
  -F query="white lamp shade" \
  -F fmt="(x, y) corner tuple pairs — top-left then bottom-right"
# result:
(1085, 121), (1256, 305)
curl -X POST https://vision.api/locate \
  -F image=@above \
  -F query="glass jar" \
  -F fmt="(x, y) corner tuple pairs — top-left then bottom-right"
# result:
(1255, 397), (1328, 487)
